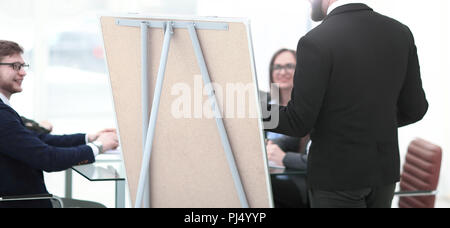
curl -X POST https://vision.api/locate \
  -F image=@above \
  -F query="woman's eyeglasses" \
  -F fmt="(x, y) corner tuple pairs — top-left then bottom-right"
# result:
(273, 64), (295, 73)
(0, 62), (30, 71)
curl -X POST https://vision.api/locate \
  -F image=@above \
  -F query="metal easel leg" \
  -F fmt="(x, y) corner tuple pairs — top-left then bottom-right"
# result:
(135, 22), (174, 208)
(187, 23), (249, 208)
(140, 21), (150, 208)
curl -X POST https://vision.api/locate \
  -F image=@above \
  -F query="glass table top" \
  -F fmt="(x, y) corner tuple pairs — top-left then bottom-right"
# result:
(73, 154), (306, 181)
(72, 154), (126, 181)
(269, 167), (306, 176)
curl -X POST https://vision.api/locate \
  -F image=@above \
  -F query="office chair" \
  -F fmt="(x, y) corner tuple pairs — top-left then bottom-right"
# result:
(395, 138), (442, 208)
(0, 194), (106, 208)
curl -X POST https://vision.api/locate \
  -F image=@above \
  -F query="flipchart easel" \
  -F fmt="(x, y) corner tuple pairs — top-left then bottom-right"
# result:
(101, 15), (272, 208)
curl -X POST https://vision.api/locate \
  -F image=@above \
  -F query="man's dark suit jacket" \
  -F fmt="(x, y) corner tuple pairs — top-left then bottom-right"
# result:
(268, 4), (428, 190)
(0, 99), (95, 208)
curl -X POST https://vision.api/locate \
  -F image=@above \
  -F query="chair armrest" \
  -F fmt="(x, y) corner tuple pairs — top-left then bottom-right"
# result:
(394, 190), (438, 197)
(0, 194), (54, 202)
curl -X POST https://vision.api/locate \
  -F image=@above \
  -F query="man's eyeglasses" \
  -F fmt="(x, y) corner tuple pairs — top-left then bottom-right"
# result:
(273, 64), (296, 73)
(0, 62), (30, 71)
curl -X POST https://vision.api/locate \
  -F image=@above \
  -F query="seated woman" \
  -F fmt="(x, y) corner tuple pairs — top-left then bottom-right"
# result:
(264, 48), (310, 208)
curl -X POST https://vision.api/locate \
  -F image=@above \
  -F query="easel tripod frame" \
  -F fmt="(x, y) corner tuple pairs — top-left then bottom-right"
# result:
(116, 19), (249, 208)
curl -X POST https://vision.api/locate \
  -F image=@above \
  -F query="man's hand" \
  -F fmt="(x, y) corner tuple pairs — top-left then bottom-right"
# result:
(88, 128), (117, 143)
(266, 140), (286, 167)
(96, 132), (119, 153)
(38, 121), (53, 132)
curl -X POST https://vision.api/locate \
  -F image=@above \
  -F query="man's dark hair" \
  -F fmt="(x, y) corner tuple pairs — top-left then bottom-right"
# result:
(0, 40), (24, 61)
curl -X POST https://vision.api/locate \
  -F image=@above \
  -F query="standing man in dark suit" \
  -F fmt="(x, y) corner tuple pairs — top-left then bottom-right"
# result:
(0, 40), (119, 208)
(264, 0), (428, 208)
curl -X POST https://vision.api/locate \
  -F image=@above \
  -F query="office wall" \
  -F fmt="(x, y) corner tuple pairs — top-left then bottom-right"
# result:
(197, 0), (311, 92)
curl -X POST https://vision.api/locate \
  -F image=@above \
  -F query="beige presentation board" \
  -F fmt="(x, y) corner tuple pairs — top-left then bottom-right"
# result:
(100, 15), (272, 208)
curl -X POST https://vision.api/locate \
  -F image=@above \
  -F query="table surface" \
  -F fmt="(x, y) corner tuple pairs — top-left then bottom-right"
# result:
(72, 154), (306, 182)
(72, 154), (126, 181)
(269, 167), (306, 176)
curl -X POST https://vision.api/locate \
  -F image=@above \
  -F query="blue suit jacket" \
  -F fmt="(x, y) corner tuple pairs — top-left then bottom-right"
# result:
(0, 99), (95, 208)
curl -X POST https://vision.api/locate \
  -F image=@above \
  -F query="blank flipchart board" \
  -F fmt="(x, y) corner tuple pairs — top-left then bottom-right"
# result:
(100, 15), (272, 208)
